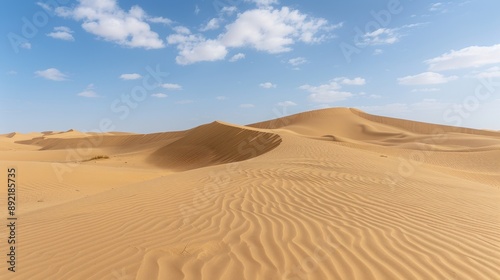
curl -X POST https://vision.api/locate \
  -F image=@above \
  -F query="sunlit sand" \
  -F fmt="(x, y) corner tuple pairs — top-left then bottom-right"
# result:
(1, 108), (499, 279)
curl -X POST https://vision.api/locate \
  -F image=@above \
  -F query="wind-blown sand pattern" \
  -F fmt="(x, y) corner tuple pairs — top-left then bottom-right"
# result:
(1, 108), (499, 279)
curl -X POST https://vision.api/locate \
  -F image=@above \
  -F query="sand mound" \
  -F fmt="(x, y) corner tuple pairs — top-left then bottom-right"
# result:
(14, 131), (183, 151)
(0, 132), (44, 141)
(249, 107), (413, 141)
(43, 129), (90, 139)
(250, 107), (500, 151)
(148, 121), (282, 170)
(351, 108), (500, 137)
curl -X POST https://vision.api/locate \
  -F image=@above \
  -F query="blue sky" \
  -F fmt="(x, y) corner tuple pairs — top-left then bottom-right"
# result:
(1, 0), (500, 133)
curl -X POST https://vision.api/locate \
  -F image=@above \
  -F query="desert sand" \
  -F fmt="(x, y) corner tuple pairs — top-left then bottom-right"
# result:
(1, 108), (499, 279)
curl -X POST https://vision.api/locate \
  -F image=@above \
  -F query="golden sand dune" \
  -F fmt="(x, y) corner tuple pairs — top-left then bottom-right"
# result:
(0, 108), (499, 279)
(148, 121), (282, 171)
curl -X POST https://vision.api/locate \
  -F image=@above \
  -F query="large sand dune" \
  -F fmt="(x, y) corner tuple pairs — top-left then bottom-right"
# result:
(1, 108), (499, 279)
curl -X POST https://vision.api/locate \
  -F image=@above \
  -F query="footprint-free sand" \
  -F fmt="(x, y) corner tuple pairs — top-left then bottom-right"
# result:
(1, 108), (499, 279)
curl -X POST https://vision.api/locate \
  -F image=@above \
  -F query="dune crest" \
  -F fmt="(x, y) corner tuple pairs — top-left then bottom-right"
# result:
(350, 108), (500, 137)
(148, 121), (282, 170)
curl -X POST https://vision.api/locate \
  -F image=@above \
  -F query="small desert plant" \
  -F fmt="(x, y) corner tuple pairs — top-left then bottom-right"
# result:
(179, 241), (191, 256)
(82, 155), (110, 162)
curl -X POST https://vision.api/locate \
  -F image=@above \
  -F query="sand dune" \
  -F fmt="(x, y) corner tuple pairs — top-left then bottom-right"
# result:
(1, 108), (499, 279)
(148, 121), (282, 171)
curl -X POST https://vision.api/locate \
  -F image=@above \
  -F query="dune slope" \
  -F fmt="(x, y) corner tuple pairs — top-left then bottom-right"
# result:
(148, 121), (282, 171)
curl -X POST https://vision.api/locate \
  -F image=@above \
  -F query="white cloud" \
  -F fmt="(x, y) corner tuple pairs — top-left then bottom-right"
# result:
(147, 16), (172, 25)
(220, 6), (237, 15)
(161, 83), (182, 90)
(36, 1), (51, 11)
(119, 73), (142, 80)
(335, 77), (366, 85)
(277, 101), (297, 107)
(475, 66), (500, 78)
(35, 68), (67, 81)
(55, 0), (164, 49)
(403, 23), (427, 29)
(7, 70), (17, 75)
(77, 84), (99, 98)
(240, 103), (255, 108)
(373, 48), (383, 55)
(173, 26), (191, 34)
(411, 87), (440, 93)
(300, 76), (364, 103)
(216, 96), (227, 100)
(195, 5), (200, 15)
(359, 24), (424, 46)
(246, 0), (279, 7)
(47, 26), (75, 41)
(398, 72), (458, 85)
(425, 44), (500, 71)
(167, 7), (336, 64)
(429, 2), (447, 12)
(78, 91), (98, 98)
(369, 94), (382, 99)
(151, 93), (167, 98)
(229, 53), (245, 62)
(300, 81), (352, 103)
(360, 28), (399, 46)
(167, 33), (228, 65)
(201, 18), (220, 31)
(20, 42), (31, 49)
(430, 3), (442, 11)
(288, 57), (307, 66)
(221, 7), (332, 52)
(260, 82), (276, 89)
(54, 26), (72, 32)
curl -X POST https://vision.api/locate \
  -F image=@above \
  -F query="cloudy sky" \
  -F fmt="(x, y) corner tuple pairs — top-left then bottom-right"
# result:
(1, 0), (500, 133)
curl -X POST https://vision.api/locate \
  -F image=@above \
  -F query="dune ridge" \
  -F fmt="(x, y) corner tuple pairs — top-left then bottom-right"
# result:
(350, 108), (500, 137)
(1, 108), (499, 280)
